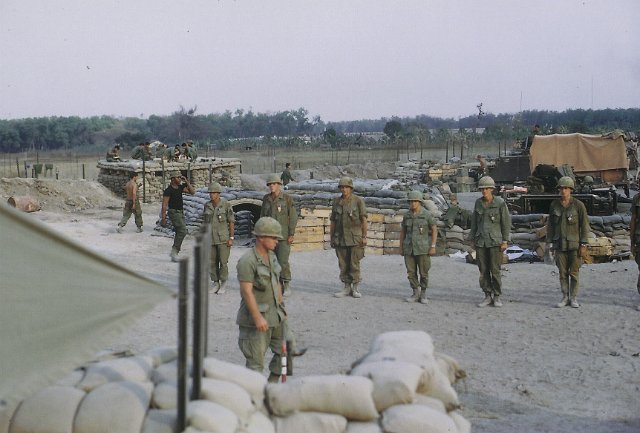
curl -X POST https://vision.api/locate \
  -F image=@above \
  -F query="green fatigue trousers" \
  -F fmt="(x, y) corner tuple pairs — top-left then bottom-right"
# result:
(168, 209), (187, 252)
(476, 246), (503, 296)
(210, 243), (231, 283)
(635, 246), (640, 292)
(555, 250), (582, 297)
(404, 254), (431, 291)
(335, 246), (365, 284)
(275, 240), (292, 282)
(238, 321), (286, 376)
(119, 199), (143, 228)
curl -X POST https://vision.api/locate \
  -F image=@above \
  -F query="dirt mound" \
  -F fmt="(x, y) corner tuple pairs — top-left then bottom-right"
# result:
(0, 178), (121, 212)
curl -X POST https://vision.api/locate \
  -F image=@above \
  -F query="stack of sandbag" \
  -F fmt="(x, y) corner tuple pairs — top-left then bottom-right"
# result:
(234, 210), (254, 239)
(436, 222), (473, 254)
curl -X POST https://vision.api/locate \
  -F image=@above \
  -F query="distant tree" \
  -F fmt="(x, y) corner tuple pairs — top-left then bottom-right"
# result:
(383, 120), (402, 140)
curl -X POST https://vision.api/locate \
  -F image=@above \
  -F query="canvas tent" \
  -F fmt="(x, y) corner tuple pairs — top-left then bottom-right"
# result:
(0, 202), (174, 411)
(530, 133), (628, 183)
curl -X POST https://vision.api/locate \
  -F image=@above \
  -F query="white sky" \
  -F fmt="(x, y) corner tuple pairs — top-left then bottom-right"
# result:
(1, 0), (639, 121)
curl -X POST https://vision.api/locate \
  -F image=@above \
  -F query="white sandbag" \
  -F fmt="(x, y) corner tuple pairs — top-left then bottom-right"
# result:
(241, 411), (275, 433)
(434, 352), (466, 384)
(140, 409), (176, 433)
(272, 412), (347, 433)
(200, 378), (254, 422)
(369, 331), (434, 359)
(77, 356), (154, 391)
(418, 369), (460, 412)
(381, 404), (457, 433)
(346, 421), (383, 433)
(152, 381), (178, 410)
(74, 381), (153, 433)
(55, 370), (85, 387)
(187, 400), (238, 433)
(266, 375), (378, 421)
(350, 361), (423, 411)
(9, 385), (85, 433)
(152, 360), (184, 384)
(145, 347), (178, 368)
(449, 411), (471, 433)
(203, 358), (267, 407)
(412, 394), (446, 413)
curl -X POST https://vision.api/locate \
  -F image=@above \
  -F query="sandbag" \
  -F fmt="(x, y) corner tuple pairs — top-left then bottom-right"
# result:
(140, 409), (176, 433)
(346, 422), (383, 433)
(55, 370), (85, 387)
(381, 404), (457, 433)
(240, 411), (275, 433)
(203, 358), (267, 407)
(434, 352), (466, 384)
(152, 381), (181, 410)
(77, 356), (154, 391)
(9, 385), (85, 433)
(201, 378), (254, 422)
(412, 394), (446, 413)
(187, 400), (238, 433)
(449, 411), (471, 433)
(417, 368), (460, 412)
(350, 361), (423, 411)
(74, 381), (153, 433)
(272, 412), (347, 433)
(266, 375), (378, 421)
(152, 360), (192, 384)
(145, 347), (178, 368)
(369, 331), (434, 360)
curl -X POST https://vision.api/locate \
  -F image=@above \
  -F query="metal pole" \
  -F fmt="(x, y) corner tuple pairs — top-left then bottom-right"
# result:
(177, 258), (189, 432)
(191, 226), (211, 401)
(142, 159), (147, 203)
(82, 163), (85, 180)
(209, 163), (212, 184)
(161, 159), (166, 190)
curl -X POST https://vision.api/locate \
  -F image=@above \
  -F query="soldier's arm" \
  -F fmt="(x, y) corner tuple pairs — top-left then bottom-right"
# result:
(399, 223), (406, 255)
(430, 224), (437, 255)
(631, 202), (637, 248)
(500, 201), (511, 244)
(130, 182), (137, 208)
(183, 177), (195, 195)
(545, 203), (554, 245)
(579, 203), (590, 244)
(160, 196), (169, 226)
(239, 281), (268, 332)
(288, 198), (298, 236)
(359, 199), (368, 241)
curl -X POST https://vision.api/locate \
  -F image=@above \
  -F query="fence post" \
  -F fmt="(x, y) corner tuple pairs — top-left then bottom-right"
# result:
(177, 258), (189, 432)
(142, 159), (147, 203)
(191, 225), (211, 401)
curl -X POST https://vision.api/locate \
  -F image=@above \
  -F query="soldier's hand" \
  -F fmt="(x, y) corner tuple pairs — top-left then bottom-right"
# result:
(579, 244), (588, 258)
(500, 241), (508, 252)
(254, 316), (269, 332)
(227, 239), (233, 247)
(287, 235), (294, 245)
(428, 247), (436, 256)
(330, 240), (337, 248)
(470, 241), (475, 250)
(361, 238), (367, 247)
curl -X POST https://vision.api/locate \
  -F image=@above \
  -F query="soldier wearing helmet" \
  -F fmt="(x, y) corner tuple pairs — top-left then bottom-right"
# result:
(203, 182), (235, 294)
(546, 176), (590, 308)
(400, 190), (438, 304)
(280, 162), (295, 187)
(236, 217), (289, 382)
(161, 171), (195, 261)
(470, 176), (511, 308)
(261, 174), (298, 297)
(331, 176), (368, 298)
(629, 185), (640, 311)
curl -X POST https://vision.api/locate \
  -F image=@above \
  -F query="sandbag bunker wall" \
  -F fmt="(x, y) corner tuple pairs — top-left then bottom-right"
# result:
(96, 158), (242, 201)
(5, 331), (471, 433)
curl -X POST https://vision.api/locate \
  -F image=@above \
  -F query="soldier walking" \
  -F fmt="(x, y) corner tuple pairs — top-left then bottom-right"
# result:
(160, 171), (195, 262)
(330, 176), (368, 298)
(470, 176), (511, 307)
(280, 162), (295, 187)
(117, 172), (143, 233)
(260, 174), (298, 297)
(546, 176), (590, 308)
(400, 191), (438, 304)
(203, 182), (235, 294)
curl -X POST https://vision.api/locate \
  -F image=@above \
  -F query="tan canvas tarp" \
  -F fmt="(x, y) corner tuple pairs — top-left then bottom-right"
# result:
(530, 133), (628, 173)
(0, 203), (174, 409)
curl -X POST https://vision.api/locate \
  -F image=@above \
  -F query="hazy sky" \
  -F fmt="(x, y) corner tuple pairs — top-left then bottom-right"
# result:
(1, 0), (639, 122)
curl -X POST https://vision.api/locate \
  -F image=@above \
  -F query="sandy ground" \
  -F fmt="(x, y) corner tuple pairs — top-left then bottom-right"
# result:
(25, 198), (640, 433)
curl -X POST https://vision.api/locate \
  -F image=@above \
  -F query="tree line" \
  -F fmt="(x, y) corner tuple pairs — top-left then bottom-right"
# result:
(0, 107), (638, 153)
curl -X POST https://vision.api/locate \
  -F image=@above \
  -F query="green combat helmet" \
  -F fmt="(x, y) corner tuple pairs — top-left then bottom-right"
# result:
(583, 175), (594, 184)
(407, 190), (424, 201)
(477, 176), (496, 189)
(338, 176), (354, 188)
(208, 182), (222, 193)
(266, 174), (282, 185)
(253, 217), (283, 240)
(557, 176), (575, 190)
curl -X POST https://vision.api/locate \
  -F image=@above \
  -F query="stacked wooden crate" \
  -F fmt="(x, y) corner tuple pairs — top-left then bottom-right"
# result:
(291, 207), (331, 252)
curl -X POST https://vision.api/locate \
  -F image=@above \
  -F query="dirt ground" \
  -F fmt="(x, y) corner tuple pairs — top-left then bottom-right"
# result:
(6, 178), (640, 433)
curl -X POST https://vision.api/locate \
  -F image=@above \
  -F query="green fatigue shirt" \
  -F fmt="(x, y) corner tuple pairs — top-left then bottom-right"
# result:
(260, 192), (298, 237)
(187, 147), (198, 160)
(402, 207), (437, 256)
(236, 248), (285, 328)
(280, 168), (294, 186)
(632, 193), (640, 243)
(203, 199), (235, 245)
(546, 197), (590, 251)
(131, 147), (152, 160)
(331, 194), (367, 247)
(470, 196), (511, 248)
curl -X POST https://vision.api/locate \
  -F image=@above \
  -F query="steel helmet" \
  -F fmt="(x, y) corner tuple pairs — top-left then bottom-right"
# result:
(208, 182), (222, 193)
(557, 176), (575, 189)
(583, 175), (594, 184)
(477, 176), (496, 189)
(407, 191), (423, 201)
(266, 174), (282, 185)
(253, 217), (283, 239)
(338, 176), (354, 188)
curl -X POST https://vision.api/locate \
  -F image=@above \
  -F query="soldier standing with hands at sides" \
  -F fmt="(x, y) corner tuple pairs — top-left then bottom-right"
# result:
(400, 191), (438, 304)
(331, 176), (368, 298)
(546, 176), (590, 308)
(260, 174), (298, 297)
(470, 176), (511, 307)
(236, 217), (290, 383)
(203, 182), (235, 294)
(630, 190), (640, 311)
(116, 172), (143, 233)
(161, 171), (195, 262)
(280, 162), (295, 187)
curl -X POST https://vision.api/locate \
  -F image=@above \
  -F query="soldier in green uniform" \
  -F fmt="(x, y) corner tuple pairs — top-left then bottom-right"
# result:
(331, 176), (368, 298)
(116, 172), (143, 233)
(260, 174), (298, 297)
(400, 191), (438, 304)
(236, 217), (289, 382)
(106, 145), (120, 162)
(630, 191), (640, 311)
(280, 162), (295, 187)
(160, 171), (195, 262)
(131, 142), (153, 161)
(470, 176), (511, 307)
(203, 182), (235, 294)
(546, 176), (590, 308)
